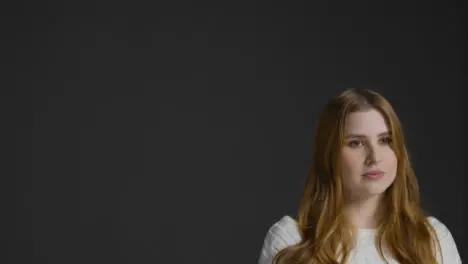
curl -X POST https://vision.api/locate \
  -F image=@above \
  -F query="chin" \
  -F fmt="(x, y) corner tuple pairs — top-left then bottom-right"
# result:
(364, 185), (391, 196)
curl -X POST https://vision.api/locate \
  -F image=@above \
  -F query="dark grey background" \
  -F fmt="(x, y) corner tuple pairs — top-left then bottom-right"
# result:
(4, 0), (466, 263)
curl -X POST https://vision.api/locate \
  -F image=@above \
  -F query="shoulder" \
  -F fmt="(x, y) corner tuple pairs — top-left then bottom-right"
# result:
(258, 215), (302, 264)
(426, 216), (457, 243)
(426, 216), (462, 264)
(265, 215), (302, 247)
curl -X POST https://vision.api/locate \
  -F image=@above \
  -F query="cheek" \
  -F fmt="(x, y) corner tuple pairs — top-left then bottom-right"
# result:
(383, 150), (398, 182)
(340, 149), (363, 172)
(385, 150), (398, 169)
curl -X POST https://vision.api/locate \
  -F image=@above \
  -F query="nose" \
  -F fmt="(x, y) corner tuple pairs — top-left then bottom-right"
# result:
(365, 143), (382, 165)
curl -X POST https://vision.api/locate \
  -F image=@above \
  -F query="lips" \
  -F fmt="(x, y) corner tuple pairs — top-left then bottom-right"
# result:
(362, 170), (385, 179)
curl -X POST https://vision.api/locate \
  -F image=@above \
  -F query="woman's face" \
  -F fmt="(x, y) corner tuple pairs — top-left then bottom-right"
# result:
(340, 108), (398, 200)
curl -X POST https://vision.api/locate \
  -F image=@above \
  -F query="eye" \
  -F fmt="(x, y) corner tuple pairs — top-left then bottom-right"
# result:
(347, 140), (363, 148)
(380, 136), (393, 145)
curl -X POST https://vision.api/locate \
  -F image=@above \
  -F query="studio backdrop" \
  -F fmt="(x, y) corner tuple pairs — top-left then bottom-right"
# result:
(7, 0), (466, 263)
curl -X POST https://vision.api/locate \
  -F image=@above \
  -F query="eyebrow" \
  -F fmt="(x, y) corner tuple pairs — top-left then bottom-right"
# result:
(345, 132), (390, 139)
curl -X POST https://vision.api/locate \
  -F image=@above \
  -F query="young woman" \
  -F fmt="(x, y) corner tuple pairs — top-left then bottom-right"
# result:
(258, 89), (462, 264)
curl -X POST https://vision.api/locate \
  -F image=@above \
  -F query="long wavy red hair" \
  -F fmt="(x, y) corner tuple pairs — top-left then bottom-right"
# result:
(273, 89), (442, 264)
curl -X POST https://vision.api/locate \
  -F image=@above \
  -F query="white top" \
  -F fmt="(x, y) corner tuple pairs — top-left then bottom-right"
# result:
(258, 215), (462, 264)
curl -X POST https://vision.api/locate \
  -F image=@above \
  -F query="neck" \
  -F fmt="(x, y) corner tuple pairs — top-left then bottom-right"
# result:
(343, 194), (384, 229)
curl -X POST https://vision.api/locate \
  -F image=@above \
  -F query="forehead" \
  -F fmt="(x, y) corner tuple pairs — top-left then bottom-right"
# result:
(345, 109), (389, 134)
